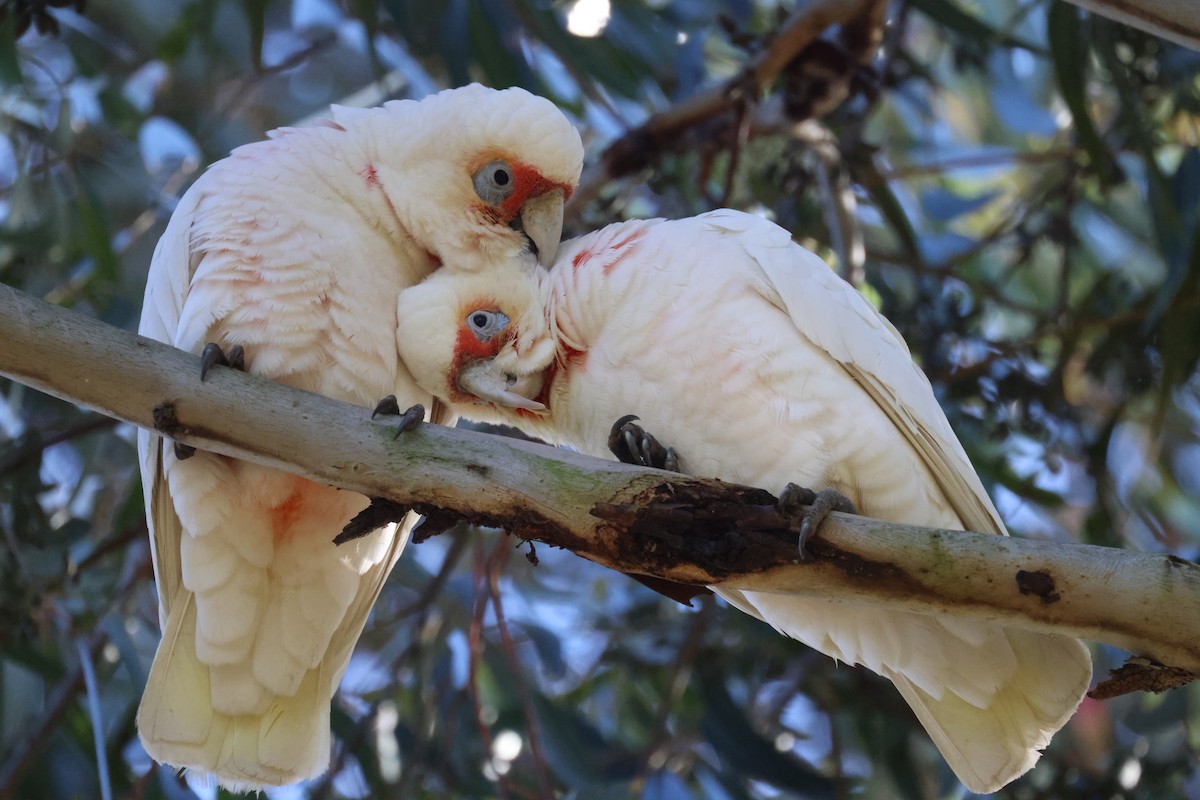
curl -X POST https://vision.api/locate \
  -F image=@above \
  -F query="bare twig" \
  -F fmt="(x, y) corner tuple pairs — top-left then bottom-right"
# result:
(565, 0), (888, 222)
(0, 552), (152, 798)
(486, 558), (555, 798)
(0, 415), (117, 476)
(468, 541), (510, 800)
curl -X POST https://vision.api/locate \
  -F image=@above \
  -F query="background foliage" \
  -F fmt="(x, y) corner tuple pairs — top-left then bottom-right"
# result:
(1, 0), (1199, 798)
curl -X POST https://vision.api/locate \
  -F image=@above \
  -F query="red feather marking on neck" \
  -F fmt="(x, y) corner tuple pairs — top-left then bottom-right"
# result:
(571, 247), (594, 271)
(361, 163), (380, 187)
(568, 228), (645, 276)
(602, 229), (645, 275)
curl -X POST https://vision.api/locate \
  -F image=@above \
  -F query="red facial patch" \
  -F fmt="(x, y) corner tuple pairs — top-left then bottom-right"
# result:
(449, 309), (507, 402)
(473, 159), (574, 224)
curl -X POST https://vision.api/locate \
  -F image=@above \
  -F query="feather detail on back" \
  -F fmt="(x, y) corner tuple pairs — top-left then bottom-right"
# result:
(434, 210), (1091, 794)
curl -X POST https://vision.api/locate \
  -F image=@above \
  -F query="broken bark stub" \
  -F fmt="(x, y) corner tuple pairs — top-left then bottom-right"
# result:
(596, 479), (801, 580)
(1089, 657), (1199, 699)
(1015, 569), (1061, 604)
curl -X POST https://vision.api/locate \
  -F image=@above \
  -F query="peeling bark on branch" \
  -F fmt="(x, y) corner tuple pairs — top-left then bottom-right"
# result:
(2, 281), (1200, 689)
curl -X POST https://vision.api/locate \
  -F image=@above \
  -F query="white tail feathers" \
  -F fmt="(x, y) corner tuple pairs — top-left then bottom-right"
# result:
(717, 590), (1091, 793)
(138, 591), (333, 791)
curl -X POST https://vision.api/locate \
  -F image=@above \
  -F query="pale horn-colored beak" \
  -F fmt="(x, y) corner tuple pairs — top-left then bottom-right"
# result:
(458, 359), (546, 411)
(520, 189), (565, 267)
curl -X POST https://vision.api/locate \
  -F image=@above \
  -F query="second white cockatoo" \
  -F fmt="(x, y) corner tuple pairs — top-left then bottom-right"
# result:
(136, 83), (583, 790)
(390, 209), (1092, 794)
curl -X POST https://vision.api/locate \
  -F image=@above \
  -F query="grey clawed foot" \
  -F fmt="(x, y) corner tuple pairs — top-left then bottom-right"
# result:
(177, 343), (245, 460)
(337, 398), (426, 545)
(372, 396), (425, 439)
(335, 498), (408, 545)
(607, 414), (680, 472)
(778, 483), (857, 559)
(200, 343), (245, 382)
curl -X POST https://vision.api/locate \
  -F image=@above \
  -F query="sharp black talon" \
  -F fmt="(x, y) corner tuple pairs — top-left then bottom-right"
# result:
(335, 498), (408, 545)
(779, 483), (857, 559)
(226, 345), (245, 372)
(392, 404), (425, 439)
(371, 397), (425, 439)
(622, 429), (642, 465)
(607, 415), (680, 472)
(372, 395), (401, 419)
(174, 442), (196, 460)
(199, 342), (245, 382)
(608, 415), (641, 460)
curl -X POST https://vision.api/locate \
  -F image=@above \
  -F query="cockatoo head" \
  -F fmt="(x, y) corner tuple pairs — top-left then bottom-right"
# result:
(331, 84), (583, 269)
(395, 260), (555, 419)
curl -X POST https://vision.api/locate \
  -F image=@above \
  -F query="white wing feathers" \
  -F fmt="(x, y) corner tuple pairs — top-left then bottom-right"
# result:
(692, 211), (1090, 793)
(703, 209), (1006, 535)
(135, 150), (419, 788)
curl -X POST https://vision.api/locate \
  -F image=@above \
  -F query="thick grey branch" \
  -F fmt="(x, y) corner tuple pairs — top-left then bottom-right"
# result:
(1, 281), (1199, 680)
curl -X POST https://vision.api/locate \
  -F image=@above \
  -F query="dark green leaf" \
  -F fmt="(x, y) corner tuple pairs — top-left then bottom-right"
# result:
(856, 163), (920, 260)
(156, 0), (216, 62)
(74, 179), (120, 301)
(534, 694), (642, 787)
(697, 669), (834, 798)
(1047, 2), (1121, 187)
(240, 0), (267, 70)
(910, 0), (1042, 55)
(520, 623), (568, 679)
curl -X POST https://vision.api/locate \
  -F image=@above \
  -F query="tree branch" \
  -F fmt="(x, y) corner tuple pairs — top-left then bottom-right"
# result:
(565, 0), (888, 222)
(1, 281), (1199, 684)
(1067, 0), (1200, 51)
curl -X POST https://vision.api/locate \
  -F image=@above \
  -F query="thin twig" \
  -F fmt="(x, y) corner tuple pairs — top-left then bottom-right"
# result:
(76, 636), (113, 800)
(646, 599), (714, 755)
(565, 0), (888, 224)
(0, 552), (152, 798)
(0, 415), (117, 476)
(468, 539), (509, 800)
(486, 552), (555, 799)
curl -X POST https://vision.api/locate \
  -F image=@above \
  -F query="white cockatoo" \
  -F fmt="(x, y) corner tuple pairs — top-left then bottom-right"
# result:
(390, 209), (1092, 793)
(136, 84), (583, 790)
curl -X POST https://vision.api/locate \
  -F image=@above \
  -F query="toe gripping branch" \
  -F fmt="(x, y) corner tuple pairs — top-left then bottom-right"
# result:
(778, 483), (857, 558)
(608, 415), (679, 472)
(173, 343), (246, 461)
(334, 397), (426, 545)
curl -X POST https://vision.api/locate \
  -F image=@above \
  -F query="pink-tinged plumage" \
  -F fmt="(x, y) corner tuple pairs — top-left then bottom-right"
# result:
(137, 84), (582, 791)
(393, 209), (1092, 794)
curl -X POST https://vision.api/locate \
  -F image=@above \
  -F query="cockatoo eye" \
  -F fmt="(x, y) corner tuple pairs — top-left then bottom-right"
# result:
(466, 309), (510, 342)
(472, 160), (515, 206)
